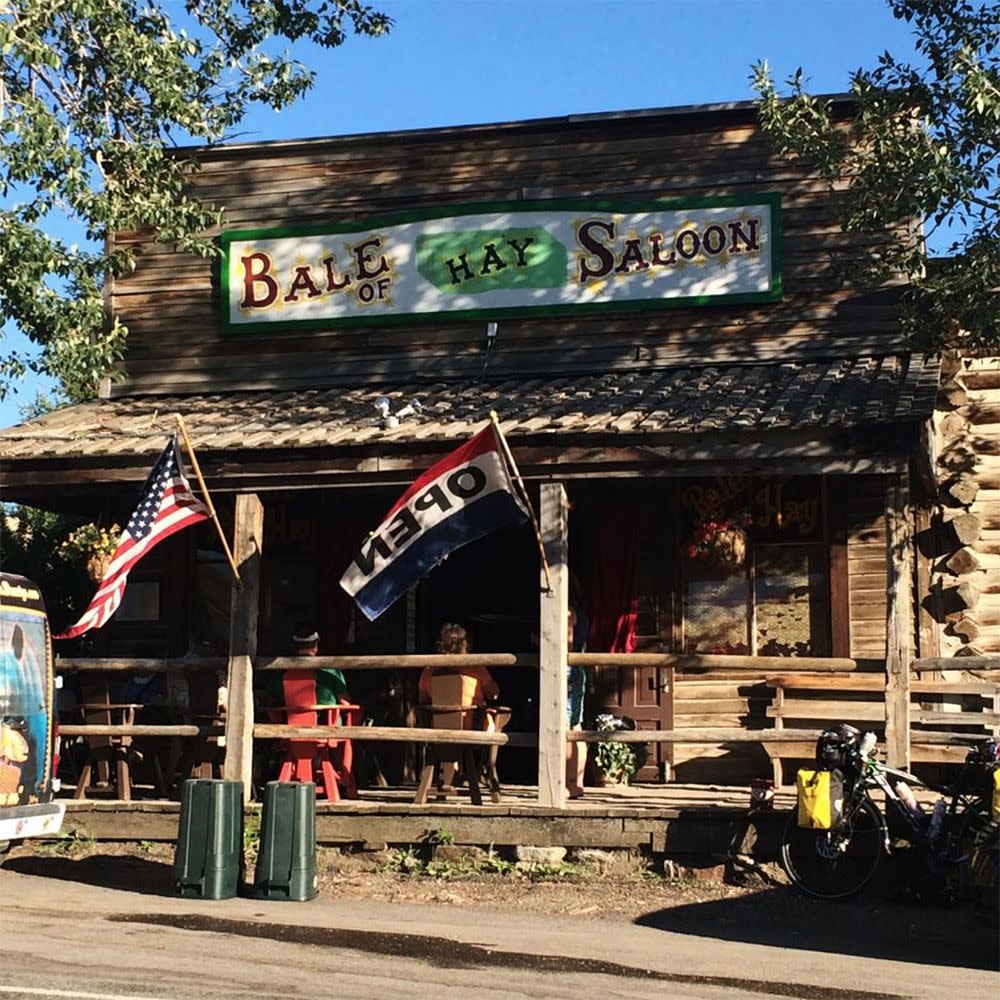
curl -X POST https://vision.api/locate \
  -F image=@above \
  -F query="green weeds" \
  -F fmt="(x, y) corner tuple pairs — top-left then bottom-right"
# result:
(242, 814), (261, 863)
(31, 829), (95, 856)
(378, 845), (588, 881)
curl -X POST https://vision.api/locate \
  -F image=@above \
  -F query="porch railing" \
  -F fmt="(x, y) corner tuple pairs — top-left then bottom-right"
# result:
(55, 651), (998, 798)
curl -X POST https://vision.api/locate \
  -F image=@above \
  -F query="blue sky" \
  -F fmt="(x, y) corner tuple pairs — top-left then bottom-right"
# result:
(0, 0), (919, 427)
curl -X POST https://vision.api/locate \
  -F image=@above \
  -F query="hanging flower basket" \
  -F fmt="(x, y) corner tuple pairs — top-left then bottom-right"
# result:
(686, 514), (751, 570)
(85, 551), (113, 583)
(59, 523), (122, 581)
(705, 525), (747, 569)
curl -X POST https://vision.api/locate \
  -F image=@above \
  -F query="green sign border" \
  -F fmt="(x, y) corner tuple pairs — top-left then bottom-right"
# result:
(218, 193), (783, 334)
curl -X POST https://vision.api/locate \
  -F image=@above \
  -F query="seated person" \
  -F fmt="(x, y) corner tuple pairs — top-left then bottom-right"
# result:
(418, 623), (499, 724)
(271, 624), (351, 707)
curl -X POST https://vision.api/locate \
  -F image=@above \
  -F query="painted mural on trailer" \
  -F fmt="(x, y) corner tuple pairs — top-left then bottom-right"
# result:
(221, 194), (782, 331)
(0, 576), (53, 807)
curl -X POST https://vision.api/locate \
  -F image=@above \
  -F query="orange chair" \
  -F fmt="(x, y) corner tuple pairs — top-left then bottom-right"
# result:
(272, 670), (360, 802)
(413, 669), (508, 806)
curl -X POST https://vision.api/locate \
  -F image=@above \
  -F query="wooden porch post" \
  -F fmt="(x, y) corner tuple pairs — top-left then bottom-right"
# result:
(884, 470), (912, 770)
(224, 493), (264, 802)
(538, 482), (569, 807)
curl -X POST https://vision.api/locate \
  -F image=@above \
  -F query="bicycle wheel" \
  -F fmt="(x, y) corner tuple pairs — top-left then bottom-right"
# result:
(966, 818), (999, 924)
(946, 802), (990, 902)
(781, 797), (885, 899)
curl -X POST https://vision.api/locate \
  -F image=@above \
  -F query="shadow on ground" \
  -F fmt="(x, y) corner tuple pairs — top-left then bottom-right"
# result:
(6, 854), (173, 896)
(635, 887), (999, 971)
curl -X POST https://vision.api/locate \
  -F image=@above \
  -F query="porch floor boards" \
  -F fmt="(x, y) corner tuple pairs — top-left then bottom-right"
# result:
(64, 783), (956, 854)
(325, 783), (797, 816)
(57, 783), (795, 853)
(61, 782), (796, 817)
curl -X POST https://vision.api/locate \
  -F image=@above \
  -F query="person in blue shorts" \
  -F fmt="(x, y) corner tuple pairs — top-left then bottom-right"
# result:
(566, 606), (587, 798)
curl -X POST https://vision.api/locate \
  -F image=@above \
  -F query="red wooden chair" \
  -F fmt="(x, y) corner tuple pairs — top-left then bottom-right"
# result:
(272, 670), (361, 802)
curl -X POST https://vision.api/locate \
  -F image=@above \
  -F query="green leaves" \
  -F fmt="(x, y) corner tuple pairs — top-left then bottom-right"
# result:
(0, 1), (391, 400)
(752, 1), (1000, 349)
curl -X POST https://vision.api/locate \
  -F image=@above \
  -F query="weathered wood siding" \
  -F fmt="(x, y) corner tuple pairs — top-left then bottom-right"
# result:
(847, 477), (888, 658)
(672, 474), (891, 784)
(672, 673), (771, 784)
(110, 106), (906, 396)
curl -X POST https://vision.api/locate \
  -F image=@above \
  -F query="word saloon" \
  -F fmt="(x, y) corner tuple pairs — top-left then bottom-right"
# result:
(340, 426), (529, 621)
(221, 194), (781, 331)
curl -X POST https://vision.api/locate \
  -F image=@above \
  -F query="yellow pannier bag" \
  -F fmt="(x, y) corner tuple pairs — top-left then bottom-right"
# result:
(796, 769), (844, 830)
(991, 769), (1000, 819)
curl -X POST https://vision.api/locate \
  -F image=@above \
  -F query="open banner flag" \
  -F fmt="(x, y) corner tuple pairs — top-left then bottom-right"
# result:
(55, 438), (209, 640)
(340, 424), (529, 620)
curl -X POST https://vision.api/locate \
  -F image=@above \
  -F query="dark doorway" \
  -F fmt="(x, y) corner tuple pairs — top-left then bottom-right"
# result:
(416, 519), (540, 783)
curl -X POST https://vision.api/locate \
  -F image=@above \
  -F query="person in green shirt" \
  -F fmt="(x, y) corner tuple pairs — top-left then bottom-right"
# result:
(290, 625), (348, 704)
(268, 625), (350, 707)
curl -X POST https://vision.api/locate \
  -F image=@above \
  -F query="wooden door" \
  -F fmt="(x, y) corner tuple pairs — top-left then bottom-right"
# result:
(592, 657), (673, 782)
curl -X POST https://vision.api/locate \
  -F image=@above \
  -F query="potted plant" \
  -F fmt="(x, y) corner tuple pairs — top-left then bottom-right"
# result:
(58, 522), (122, 582)
(591, 714), (649, 786)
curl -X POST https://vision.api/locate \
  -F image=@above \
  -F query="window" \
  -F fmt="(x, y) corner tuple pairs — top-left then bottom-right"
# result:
(115, 580), (161, 622)
(680, 476), (831, 656)
(684, 563), (751, 654)
(753, 545), (830, 656)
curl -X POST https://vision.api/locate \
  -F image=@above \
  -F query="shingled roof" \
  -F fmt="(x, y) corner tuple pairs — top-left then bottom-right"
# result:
(0, 354), (940, 462)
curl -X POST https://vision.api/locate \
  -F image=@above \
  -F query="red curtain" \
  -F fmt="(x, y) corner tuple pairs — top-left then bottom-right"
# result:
(585, 505), (640, 654)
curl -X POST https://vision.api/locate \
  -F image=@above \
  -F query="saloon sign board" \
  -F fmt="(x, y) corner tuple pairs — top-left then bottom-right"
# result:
(220, 194), (781, 332)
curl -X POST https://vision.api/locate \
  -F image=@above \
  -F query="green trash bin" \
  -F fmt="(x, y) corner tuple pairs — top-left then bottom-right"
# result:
(173, 779), (243, 900)
(253, 781), (317, 901)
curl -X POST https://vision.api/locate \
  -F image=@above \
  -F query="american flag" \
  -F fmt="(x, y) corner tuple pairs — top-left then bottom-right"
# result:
(54, 438), (210, 640)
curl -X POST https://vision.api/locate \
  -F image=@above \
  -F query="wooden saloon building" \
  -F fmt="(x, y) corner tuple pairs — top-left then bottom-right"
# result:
(2, 98), (998, 816)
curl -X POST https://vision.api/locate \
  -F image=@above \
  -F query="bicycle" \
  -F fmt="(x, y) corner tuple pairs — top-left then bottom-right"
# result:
(780, 725), (999, 900)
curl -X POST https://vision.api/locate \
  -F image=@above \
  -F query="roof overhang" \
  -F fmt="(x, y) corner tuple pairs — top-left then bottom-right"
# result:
(0, 355), (939, 506)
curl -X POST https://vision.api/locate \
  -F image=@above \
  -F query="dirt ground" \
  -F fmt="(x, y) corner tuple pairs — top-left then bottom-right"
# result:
(7, 836), (998, 973)
(315, 846), (768, 920)
(7, 838), (766, 922)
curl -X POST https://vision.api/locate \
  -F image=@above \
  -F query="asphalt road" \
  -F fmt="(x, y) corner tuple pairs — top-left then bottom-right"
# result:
(0, 864), (996, 1000)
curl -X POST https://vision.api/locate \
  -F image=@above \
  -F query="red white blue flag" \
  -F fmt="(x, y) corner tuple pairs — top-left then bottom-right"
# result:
(55, 439), (209, 639)
(340, 424), (529, 621)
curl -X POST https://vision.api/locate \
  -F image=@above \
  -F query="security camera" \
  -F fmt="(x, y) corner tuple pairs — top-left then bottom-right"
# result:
(396, 399), (423, 419)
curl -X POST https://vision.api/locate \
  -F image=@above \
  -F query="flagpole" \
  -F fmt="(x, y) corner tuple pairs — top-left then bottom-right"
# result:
(173, 413), (241, 583)
(489, 410), (552, 592)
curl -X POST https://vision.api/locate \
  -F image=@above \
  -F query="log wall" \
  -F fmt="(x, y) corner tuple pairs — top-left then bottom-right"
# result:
(110, 105), (907, 396)
(927, 355), (1000, 659)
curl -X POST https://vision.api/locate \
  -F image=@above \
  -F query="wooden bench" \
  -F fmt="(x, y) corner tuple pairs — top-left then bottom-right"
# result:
(761, 673), (1000, 786)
